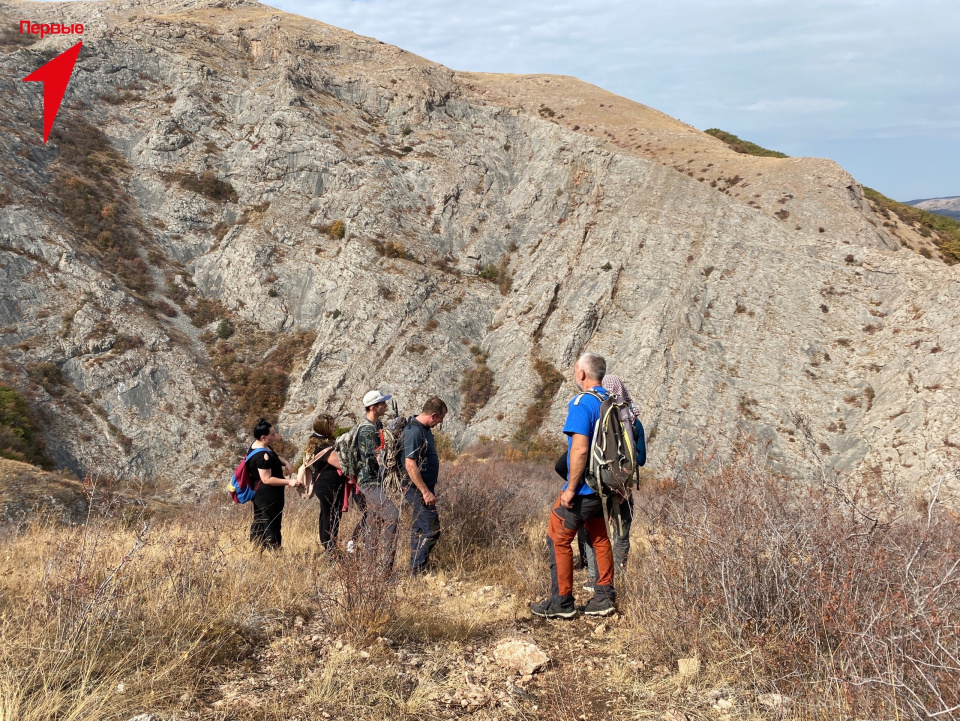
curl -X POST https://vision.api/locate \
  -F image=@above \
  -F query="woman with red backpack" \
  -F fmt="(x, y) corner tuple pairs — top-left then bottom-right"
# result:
(246, 418), (296, 549)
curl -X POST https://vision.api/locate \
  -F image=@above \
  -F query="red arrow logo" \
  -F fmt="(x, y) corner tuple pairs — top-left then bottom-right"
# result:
(22, 41), (83, 142)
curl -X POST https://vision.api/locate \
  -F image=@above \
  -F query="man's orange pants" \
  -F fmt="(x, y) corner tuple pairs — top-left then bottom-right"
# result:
(546, 493), (615, 601)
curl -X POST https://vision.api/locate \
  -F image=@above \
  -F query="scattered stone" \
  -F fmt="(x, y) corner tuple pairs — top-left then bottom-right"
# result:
(715, 698), (734, 711)
(677, 657), (700, 676)
(757, 693), (790, 709)
(493, 638), (550, 675)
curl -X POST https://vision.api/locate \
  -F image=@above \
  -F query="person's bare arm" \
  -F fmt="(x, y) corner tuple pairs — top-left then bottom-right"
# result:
(259, 466), (296, 487)
(326, 449), (341, 470)
(406, 458), (435, 506)
(561, 433), (590, 508)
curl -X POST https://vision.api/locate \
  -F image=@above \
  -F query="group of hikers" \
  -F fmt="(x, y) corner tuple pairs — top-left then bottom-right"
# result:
(235, 352), (644, 618)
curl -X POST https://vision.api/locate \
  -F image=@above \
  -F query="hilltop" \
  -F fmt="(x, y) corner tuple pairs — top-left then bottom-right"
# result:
(0, 0), (957, 494)
(908, 195), (960, 220)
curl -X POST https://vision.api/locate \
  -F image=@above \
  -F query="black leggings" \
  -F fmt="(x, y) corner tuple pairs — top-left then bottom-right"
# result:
(314, 477), (346, 550)
(251, 500), (283, 549)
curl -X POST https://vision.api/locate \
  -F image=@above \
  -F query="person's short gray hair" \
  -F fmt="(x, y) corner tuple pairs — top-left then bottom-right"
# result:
(577, 353), (607, 382)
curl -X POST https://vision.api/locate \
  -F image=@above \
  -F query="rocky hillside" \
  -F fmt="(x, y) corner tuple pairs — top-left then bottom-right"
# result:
(1, 0), (958, 491)
(909, 196), (960, 220)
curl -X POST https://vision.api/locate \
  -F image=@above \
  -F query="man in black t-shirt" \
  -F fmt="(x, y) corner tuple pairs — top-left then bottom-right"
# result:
(402, 396), (447, 575)
(246, 419), (296, 549)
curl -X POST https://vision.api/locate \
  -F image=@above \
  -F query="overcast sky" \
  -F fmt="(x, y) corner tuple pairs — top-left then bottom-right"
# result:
(266, 0), (959, 201)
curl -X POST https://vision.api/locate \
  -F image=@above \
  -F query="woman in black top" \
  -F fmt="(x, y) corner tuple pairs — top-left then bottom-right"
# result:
(300, 414), (344, 550)
(247, 418), (296, 549)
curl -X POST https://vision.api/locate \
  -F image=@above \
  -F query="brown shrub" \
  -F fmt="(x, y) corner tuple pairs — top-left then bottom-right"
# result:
(512, 356), (564, 453)
(214, 329), (317, 431)
(459, 348), (497, 423)
(626, 440), (960, 718)
(177, 170), (238, 203)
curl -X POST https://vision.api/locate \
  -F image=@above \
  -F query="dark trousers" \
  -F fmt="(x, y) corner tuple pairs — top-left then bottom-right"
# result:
(251, 500), (283, 549)
(546, 494), (615, 602)
(405, 485), (441, 574)
(315, 478), (346, 550)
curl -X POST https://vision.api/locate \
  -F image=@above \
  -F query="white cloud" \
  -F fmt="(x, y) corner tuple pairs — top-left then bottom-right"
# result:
(743, 98), (848, 113)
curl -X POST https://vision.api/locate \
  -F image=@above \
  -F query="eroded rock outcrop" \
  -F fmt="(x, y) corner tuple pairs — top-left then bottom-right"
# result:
(0, 0), (957, 491)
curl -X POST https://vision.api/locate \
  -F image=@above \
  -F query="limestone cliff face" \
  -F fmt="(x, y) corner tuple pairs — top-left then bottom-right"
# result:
(1, 0), (957, 492)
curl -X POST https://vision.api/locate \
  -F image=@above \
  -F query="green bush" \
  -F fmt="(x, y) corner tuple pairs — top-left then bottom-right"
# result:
(704, 128), (789, 158)
(216, 319), (234, 339)
(319, 220), (346, 240)
(0, 385), (49, 467)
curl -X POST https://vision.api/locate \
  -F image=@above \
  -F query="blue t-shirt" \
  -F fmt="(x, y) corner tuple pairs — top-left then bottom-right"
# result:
(562, 386), (608, 496)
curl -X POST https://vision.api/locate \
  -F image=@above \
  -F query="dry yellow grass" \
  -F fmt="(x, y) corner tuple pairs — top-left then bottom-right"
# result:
(0, 454), (956, 720)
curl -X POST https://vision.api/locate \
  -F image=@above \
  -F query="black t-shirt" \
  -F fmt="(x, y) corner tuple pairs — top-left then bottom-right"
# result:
(308, 444), (343, 489)
(247, 446), (285, 508)
(403, 419), (439, 489)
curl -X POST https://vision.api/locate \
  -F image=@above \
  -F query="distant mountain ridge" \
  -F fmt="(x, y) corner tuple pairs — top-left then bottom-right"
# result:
(907, 196), (960, 220)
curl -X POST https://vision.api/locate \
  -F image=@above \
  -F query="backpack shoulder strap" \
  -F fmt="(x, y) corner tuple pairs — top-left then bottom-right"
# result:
(245, 447), (267, 463)
(576, 389), (607, 405)
(305, 446), (333, 469)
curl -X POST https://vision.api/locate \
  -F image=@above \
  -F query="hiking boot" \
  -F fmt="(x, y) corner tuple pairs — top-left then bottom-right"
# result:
(581, 596), (616, 617)
(530, 597), (578, 619)
(582, 581), (595, 592)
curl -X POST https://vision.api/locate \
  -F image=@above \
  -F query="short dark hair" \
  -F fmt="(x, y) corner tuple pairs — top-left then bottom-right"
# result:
(253, 418), (272, 440)
(422, 396), (448, 417)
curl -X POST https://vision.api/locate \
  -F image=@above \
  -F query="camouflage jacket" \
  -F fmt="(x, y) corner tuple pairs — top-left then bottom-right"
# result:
(356, 418), (383, 486)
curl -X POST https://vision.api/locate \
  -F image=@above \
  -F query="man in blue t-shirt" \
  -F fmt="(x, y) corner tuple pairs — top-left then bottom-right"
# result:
(402, 396), (448, 575)
(531, 353), (616, 619)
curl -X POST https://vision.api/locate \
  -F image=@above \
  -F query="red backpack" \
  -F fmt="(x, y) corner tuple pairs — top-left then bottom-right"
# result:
(229, 448), (266, 504)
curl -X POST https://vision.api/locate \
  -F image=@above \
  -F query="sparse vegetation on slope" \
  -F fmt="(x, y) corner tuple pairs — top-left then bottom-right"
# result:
(459, 346), (498, 423)
(51, 117), (159, 297)
(511, 356), (565, 457)
(704, 128), (789, 158)
(864, 187), (960, 263)
(0, 384), (49, 466)
(212, 328), (317, 434)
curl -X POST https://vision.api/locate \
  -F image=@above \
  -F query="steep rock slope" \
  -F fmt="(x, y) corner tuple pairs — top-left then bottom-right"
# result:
(0, 0), (957, 490)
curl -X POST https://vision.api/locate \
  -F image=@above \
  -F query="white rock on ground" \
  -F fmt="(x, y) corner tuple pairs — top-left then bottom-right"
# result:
(493, 638), (550, 675)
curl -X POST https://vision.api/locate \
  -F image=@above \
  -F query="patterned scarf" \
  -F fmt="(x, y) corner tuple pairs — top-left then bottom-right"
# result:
(602, 374), (639, 423)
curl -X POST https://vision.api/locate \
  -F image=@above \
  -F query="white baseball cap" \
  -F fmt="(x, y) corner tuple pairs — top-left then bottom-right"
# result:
(363, 390), (393, 408)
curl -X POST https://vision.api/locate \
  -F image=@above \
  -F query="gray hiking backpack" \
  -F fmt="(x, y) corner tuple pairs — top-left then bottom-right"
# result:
(580, 390), (639, 535)
(334, 419), (373, 479)
(581, 390), (638, 495)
